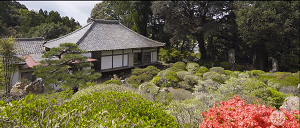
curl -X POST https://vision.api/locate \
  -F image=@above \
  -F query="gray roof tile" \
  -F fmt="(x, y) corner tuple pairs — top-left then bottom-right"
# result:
(13, 38), (45, 55)
(44, 19), (165, 51)
(44, 22), (93, 48)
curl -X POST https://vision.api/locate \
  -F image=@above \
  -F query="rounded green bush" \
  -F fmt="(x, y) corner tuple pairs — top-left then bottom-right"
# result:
(178, 81), (192, 90)
(1, 84), (179, 127)
(138, 82), (159, 95)
(209, 67), (225, 74)
(218, 77), (287, 107)
(128, 66), (160, 85)
(224, 70), (239, 78)
(196, 66), (209, 74)
(157, 69), (180, 87)
(183, 75), (199, 86)
(165, 99), (206, 127)
(172, 62), (186, 72)
(257, 73), (277, 84)
(220, 62), (231, 70)
(177, 71), (192, 80)
(194, 79), (221, 93)
(102, 79), (121, 85)
(169, 88), (194, 101)
(151, 76), (161, 86)
(203, 72), (226, 83)
(238, 72), (250, 78)
(250, 70), (265, 78)
(186, 62), (200, 74)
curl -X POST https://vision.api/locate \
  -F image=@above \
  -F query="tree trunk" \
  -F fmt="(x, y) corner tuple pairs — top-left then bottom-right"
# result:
(197, 31), (207, 60)
(253, 42), (268, 71)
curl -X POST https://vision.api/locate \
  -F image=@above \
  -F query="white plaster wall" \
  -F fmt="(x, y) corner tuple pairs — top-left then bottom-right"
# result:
(123, 54), (128, 66)
(151, 51), (157, 62)
(11, 70), (20, 86)
(128, 53), (134, 66)
(80, 53), (92, 58)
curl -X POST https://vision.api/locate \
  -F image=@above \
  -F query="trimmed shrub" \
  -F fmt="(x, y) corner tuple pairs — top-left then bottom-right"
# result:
(156, 69), (180, 87)
(127, 66), (160, 85)
(178, 81), (192, 90)
(196, 66), (209, 74)
(138, 82), (159, 101)
(194, 79), (221, 93)
(203, 72), (226, 83)
(138, 82), (159, 94)
(172, 62), (186, 72)
(183, 75), (199, 86)
(238, 72), (250, 78)
(219, 77), (287, 107)
(169, 88), (194, 101)
(177, 71), (192, 80)
(267, 79), (283, 90)
(267, 76), (299, 88)
(102, 79), (121, 85)
(151, 76), (162, 86)
(209, 67), (225, 74)
(165, 99), (206, 127)
(155, 91), (172, 105)
(194, 73), (203, 78)
(279, 86), (300, 97)
(267, 88), (287, 108)
(257, 73), (277, 84)
(1, 84), (180, 127)
(250, 70), (265, 78)
(220, 62), (231, 70)
(224, 70), (240, 79)
(276, 72), (294, 79)
(186, 62), (200, 74)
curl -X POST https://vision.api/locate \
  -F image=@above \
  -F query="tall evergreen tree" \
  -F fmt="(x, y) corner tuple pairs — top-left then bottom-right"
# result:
(0, 37), (23, 95)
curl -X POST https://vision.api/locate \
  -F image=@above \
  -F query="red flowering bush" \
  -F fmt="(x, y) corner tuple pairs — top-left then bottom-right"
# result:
(200, 95), (300, 128)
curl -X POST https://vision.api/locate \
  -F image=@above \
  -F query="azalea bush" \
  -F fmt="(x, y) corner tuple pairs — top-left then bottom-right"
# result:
(200, 95), (300, 128)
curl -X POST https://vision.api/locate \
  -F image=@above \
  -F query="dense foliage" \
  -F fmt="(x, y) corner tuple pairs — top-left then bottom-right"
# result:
(0, 37), (23, 95)
(0, 86), (178, 127)
(0, 1), (81, 40)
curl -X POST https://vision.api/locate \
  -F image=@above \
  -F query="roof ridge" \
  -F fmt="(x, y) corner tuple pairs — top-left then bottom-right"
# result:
(118, 23), (165, 46)
(46, 22), (93, 43)
(76, 21), (97, 45)
(91, 19), (120, 24)
(2, 37), (45, 41)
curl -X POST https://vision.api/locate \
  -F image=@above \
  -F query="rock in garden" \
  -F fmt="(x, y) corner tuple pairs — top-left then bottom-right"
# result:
(10, 82), (27, 97)
(280, 96), (300, 111)
(24, 78), (45, 94)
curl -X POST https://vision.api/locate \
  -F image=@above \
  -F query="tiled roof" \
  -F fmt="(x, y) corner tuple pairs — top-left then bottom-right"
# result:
(13, 38), (45, 55)
(44, 22), (94, 48)
(44, 19), (165, 51)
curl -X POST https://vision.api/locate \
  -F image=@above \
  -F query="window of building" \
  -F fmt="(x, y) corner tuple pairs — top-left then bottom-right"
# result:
(21, 72), (35, 82)
(143, 52), (151, 63)
(134, 53), (142, 65)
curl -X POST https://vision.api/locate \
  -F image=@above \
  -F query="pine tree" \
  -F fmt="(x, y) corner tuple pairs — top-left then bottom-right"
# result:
(33, 43), (101, 91)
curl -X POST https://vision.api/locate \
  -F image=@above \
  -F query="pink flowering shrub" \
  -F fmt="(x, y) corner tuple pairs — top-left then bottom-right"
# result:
(200, 95), (300, 128)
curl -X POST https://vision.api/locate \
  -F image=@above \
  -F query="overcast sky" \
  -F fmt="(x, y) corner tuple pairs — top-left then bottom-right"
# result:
(18, 1), (102, 26)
